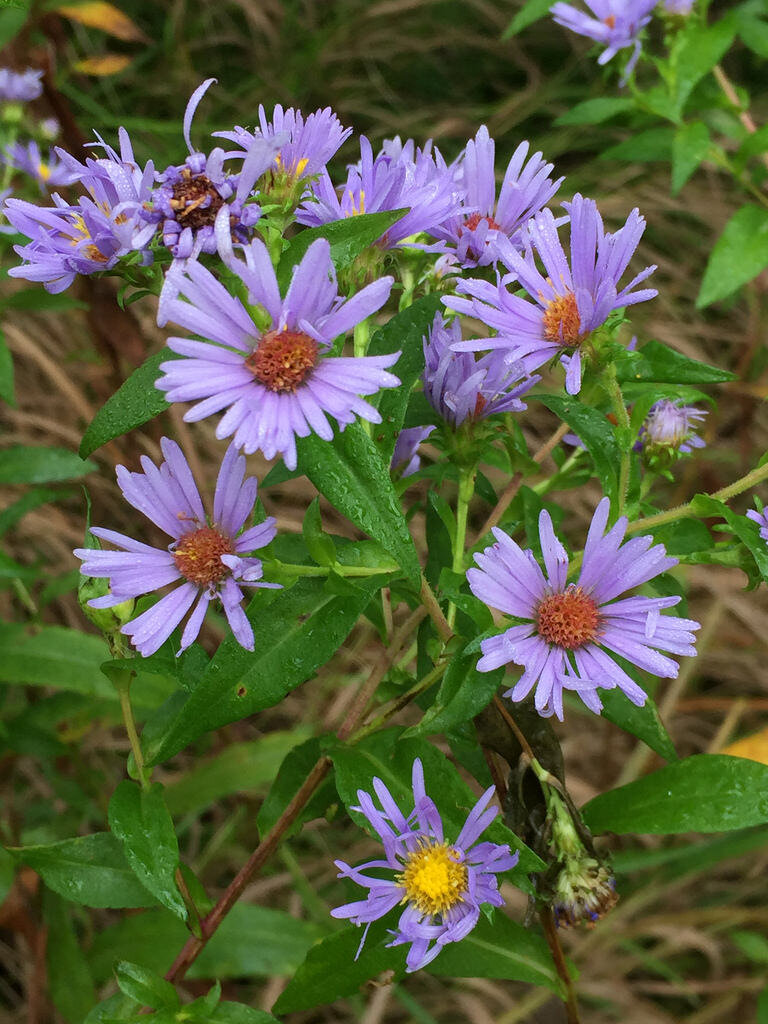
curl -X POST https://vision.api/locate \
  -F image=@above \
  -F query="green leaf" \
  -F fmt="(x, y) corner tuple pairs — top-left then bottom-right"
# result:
(43, 891), (97, 1024)
(302, 497), (336, 566)
(672, 16), (738, 114)
(731, 930), (768, 964)
(8, 833), (155, 908)
(368, 293), (443, 460)
(0, 445), (95, 484)
(671, 121), (710, 194)
(600, 688), (677, 762)
(406, 650), (502, 737)
(115, 961), (179, 1009)
(0, 328), (14, 406)
(296, 423), (420, 583)
(582, 754), (768, 834)
(108, 781), (185, 919)
(554, 97), (634, 126)
(697, 205), (768, 308)
(79, 349), (173, 458)
(207, 1003), (279, 1024)
(600, 128), (674, 164)
(144, 577), (383, 765)
(87, 905), (322, 983)
(536, 394), (619, 497)
(615, 339), (735, 384)
(739, 17), (768, 58)
(690, 493), (768, 584)
(612, 826), (768, 879)
(276, 210), (407, 289)
(759, 985), (768, 1024)
(0, 1), (30, 48)
(502, 0), (554, 36)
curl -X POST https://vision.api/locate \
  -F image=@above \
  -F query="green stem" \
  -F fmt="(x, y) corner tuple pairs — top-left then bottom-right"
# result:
(626, 458), (768, 534)
(353, 317), (370, 359)
(447, 467), (476, 630)
(117, 680), (149, 790)
(265, 559), (399, 578)
(601, 362), (632, 517)
(351, 660), (449, 742)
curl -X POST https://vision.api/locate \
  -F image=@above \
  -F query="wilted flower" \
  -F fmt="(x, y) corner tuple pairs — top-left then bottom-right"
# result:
(74, 440), (279, 657)
(391, 425), (436, 478)
(332, 758), (518, 972)
(423, 312), (538, 428)
(467, 497), (700, 719)
(429, 127), (563, 267)
(2, 140), (79, 191)
(636, 399), (706, 466)
(0, 67), (43, 102)
(447, 194), (657, 395)
(550, 0), (658, 80)
(156, 237), (399, 470)
(297, 135), (460, 248)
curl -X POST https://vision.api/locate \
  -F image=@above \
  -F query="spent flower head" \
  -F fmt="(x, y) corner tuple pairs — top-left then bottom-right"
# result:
(636, 399), (706, 468)
(468, 497), (700, 719)
(332, 758), (518, 972)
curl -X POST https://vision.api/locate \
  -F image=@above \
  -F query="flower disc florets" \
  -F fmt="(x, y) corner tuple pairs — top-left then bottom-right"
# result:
(173, 526), (234, 585)
(537, 587), (599, 650)
(397, 841), (469, 916)
(245, 329), (319, 393)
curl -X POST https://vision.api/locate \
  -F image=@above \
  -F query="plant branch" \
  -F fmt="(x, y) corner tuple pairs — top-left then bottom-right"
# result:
(712, 64), (768, 174)
(419, 574), (453, 643)
(539, 906), (581, 1024)
(447, 467), (476, 630)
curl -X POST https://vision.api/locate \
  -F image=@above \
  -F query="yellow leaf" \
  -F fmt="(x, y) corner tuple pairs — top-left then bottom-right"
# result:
(55, 2), (146, 42)
(722, 727), (768, 766)
(72, 54), (132, 76)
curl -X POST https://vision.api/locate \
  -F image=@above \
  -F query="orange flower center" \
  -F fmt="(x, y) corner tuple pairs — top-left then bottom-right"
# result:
(170, 168), (225, 229)
(246, 329), (319, 393)
(463, 212), (503, 233)
(537, 587), (599, 650)
(543, 292), (582, 346)
(603, 14), (616, 27)
(173, 526), (233, 586)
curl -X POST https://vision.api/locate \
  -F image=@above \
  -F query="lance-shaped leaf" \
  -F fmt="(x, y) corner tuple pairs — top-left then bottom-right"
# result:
(536, 394), (620, 498)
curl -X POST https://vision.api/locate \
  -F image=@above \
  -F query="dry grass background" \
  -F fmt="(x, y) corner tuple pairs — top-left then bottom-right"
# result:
(2, 0), (768, 1021)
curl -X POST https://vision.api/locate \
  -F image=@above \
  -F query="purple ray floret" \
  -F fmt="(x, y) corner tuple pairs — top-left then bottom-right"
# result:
(636, 399), (707, 457)
(423, 312), (539, 427)
(550, 0), (658, 79)
(430, 126), (563, 268)
(156, 237), (398, 470)
(468, 497), (700, 720)
(215, 104), (352, 182)
(332, 758), (518, 972)
(391, 425), (436, 478)
(297, 135), (460, 248)
(446, 193), (657, 395)
(2, 141), (79, 191)
(74, 440), (279, 657)
(746, 507), (768, 544)
(0, 67), (43, 102)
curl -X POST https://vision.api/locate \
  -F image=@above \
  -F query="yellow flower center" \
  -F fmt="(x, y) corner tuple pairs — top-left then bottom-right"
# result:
(37, 162), (51, 181)
(397, 842), (468, 916)
(349, 189), (366, 216)
(63, 214), (108, 263)
(542, 291), (582, 346)
(275, 152), (309, 179)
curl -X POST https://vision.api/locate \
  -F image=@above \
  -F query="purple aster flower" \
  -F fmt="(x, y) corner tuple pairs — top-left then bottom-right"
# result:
(467, 497), (700, 719)
(430, 127), (563, 268)
(142, 79), (281, 260)
(2, 140), (79, 191)
(74, 440), (279, 657)
(550, 0), (658, 80)
(391, 425), (436, 478)
(636, 399), (706, 463)
(446, 194), (657, 396)
(297, 135), (460, 249)
(0, 67), (43, 102)
(331, 758), (518, 972)
(423, 312), (539, 428)
(663, 0), (693, 12)
(156, 237), (399, 470)
(215, 104), (352, 186)
(746, 507), (768, 544)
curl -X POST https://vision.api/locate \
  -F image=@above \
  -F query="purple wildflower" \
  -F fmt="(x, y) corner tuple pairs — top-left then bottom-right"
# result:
(663, 0), (694, 12)
(297, 135), (460, 249)
(746, 507), (768, 544)
(156, 237), (399, 470)
(446, 194), (657, 395)
(391, 425), (436, 478)
(636, 399), (706, 462)
(331, 758), (518, 972)
(142, 79), (281, 260)
(0, 67), (43, 102)
(430, 127), (563, 268)
(550, 0), (658, 79)
(468, 497), (700, 719)
(74, 440), (278, 657)
(423, 312), (538, 428)
(215, 104), (352, 185)
(2, 140), (79, 191)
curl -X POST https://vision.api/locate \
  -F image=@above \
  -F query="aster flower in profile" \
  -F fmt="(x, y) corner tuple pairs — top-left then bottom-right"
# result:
(423, 312), (538, 428)
(142, 79), (281, 260)
(215, 104), (352, 193)
(331, 758), (518, 972)
(447, 194), (657, 395)
(156, 237), (399, 470)
(550, 0), (657, 80)
(391, 425), (436, 478)
(0, 67), (43, 102)
(297, 135), (460, 249)
(429, 127), (563, 268)
(74, 440), (278, 658)
(468, 497), (700, 719)
(636, 399), (706, 468)
(2, 140), (79, 191)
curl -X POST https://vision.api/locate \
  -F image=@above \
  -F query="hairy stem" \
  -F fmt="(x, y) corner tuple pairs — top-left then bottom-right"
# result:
(267, 560), (399, 578)
(447, 467), (476, 629)
(419, 574), (453, 643)
(117, 682), (148, 790)
(601, 362), (631, 516)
